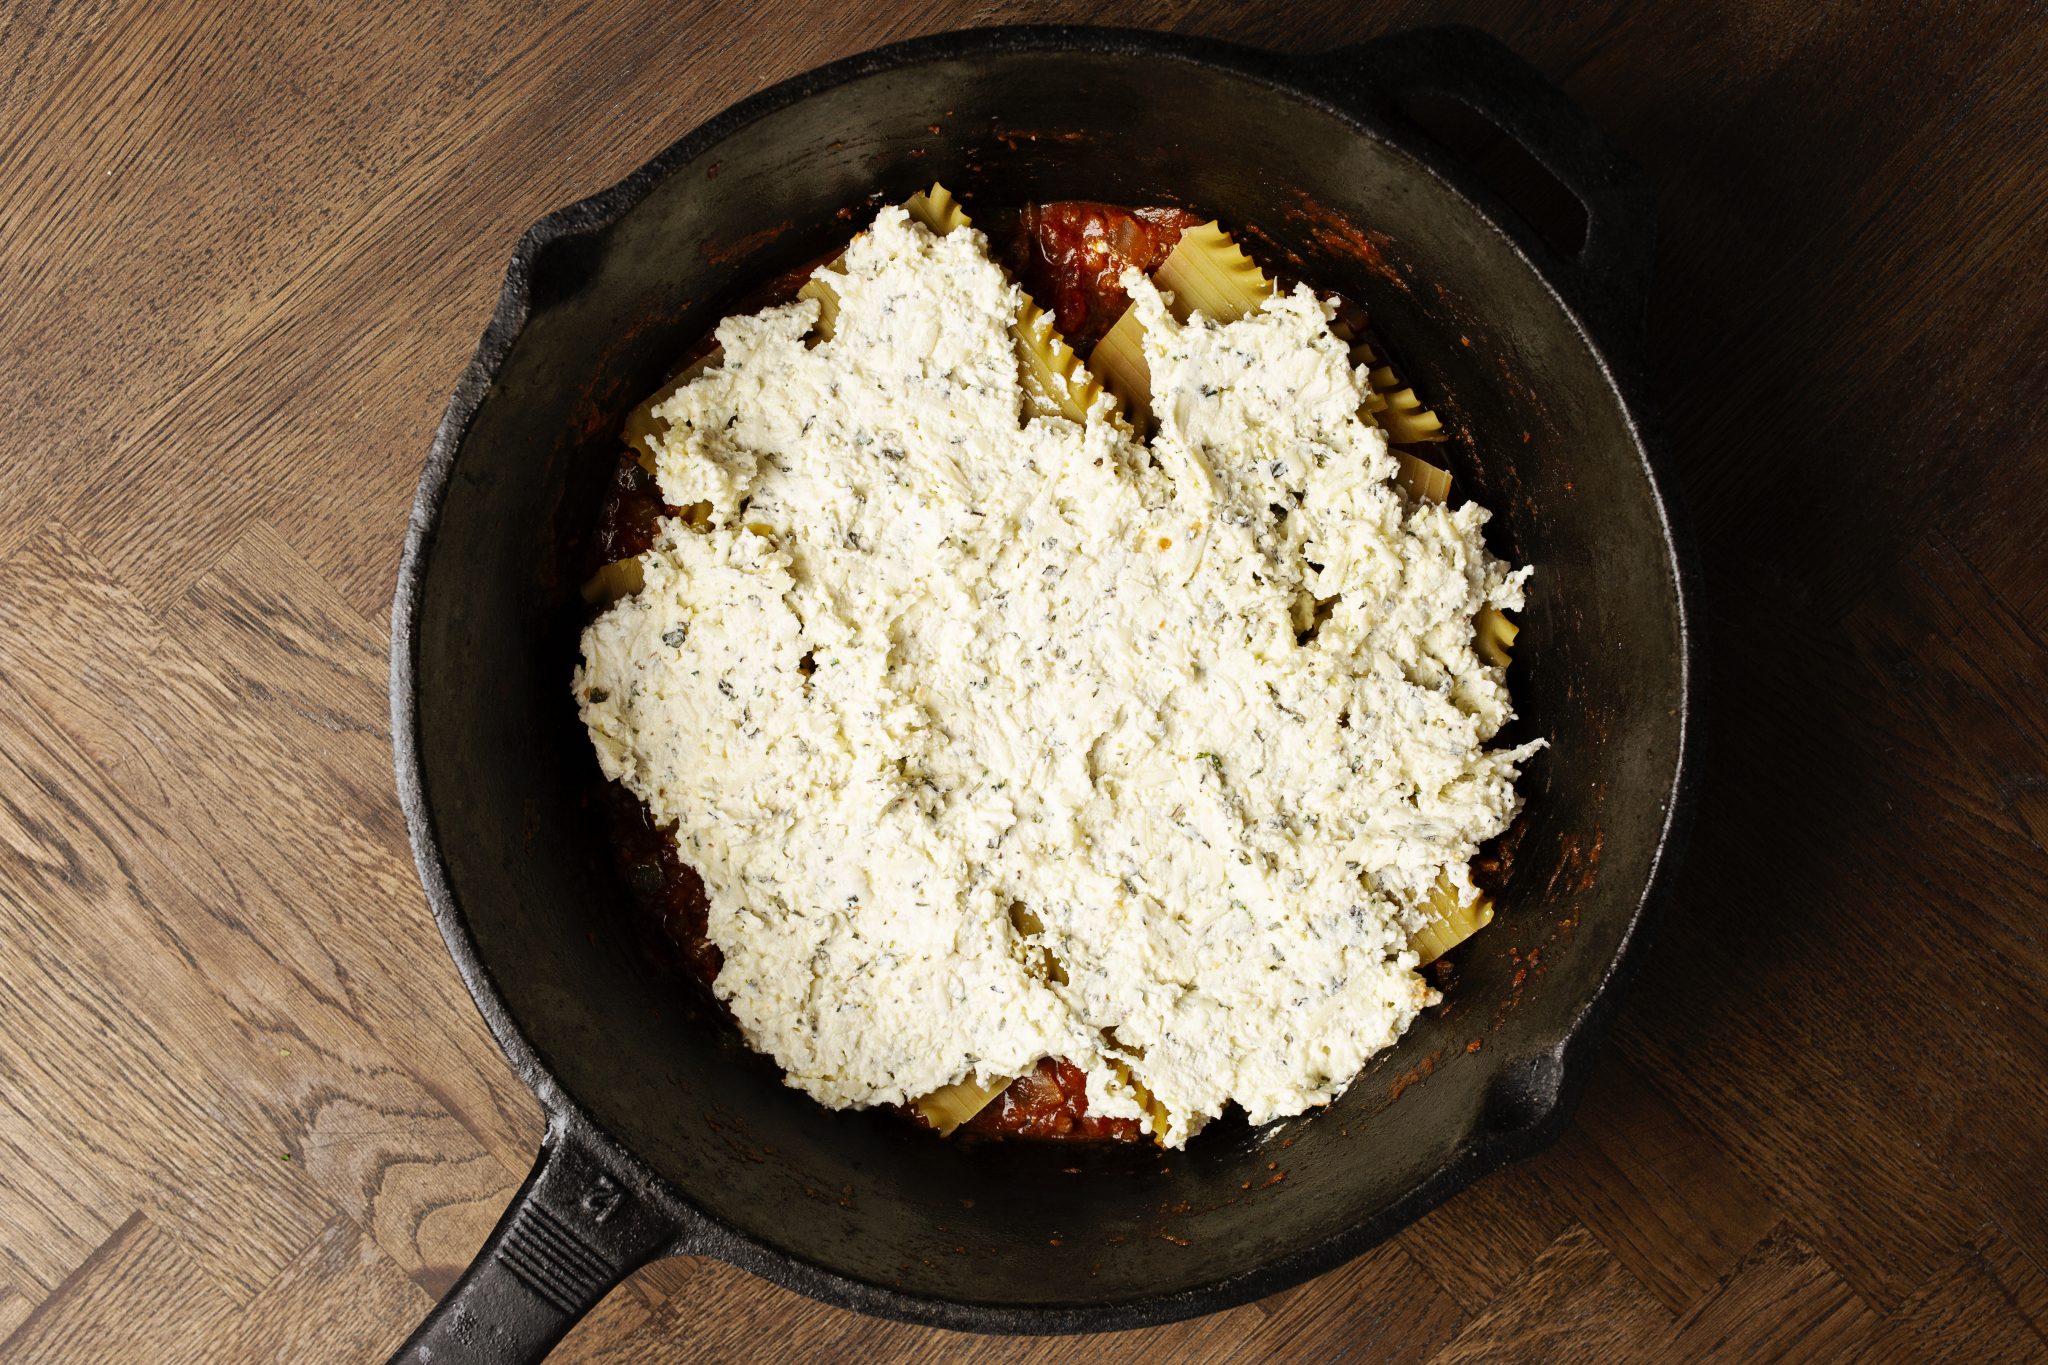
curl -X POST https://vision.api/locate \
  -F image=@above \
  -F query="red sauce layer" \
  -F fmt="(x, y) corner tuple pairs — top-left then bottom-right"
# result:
(958, 1058), (1142, 1142)
(600, 784), (722, 992)
(594, 451), (668, 565)
(993, 201), (1204, 352)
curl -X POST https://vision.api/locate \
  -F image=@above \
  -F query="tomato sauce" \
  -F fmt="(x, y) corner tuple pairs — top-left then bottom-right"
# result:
(589, 202), (1207, 1143)
(990, 201), (1204, 352)
(593, 452), (668, 564)
(599, 784), (722, 992)
(958, 1058), (1142, 1141)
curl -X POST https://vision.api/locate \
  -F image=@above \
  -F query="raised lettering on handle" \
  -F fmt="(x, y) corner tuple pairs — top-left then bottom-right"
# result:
(388, 1126), (678, 1364)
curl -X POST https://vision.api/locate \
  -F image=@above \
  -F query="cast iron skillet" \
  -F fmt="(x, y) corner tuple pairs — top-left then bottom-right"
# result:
(388, 23), (1696, 1362)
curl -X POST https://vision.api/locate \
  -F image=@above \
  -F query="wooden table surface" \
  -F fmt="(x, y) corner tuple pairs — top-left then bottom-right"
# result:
(3, 1), (2045, 1360)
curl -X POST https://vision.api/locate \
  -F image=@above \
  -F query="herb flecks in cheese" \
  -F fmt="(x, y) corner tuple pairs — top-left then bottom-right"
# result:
(577, 206), (1538, 1146)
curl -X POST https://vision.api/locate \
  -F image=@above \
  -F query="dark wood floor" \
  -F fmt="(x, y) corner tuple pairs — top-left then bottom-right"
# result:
(1, 1), (2043, 1359)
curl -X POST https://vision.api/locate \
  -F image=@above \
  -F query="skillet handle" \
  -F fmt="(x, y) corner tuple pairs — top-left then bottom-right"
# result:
(388, 1122), (679, 1364)
(1304, 25), (1655, 353)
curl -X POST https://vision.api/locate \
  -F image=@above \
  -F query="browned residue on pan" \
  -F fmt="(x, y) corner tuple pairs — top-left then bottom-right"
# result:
(1387, 1048), (1442, 1102)
(1474, 808), (1533, 895)
(990, 126), (1093, 151)
(1543, 828), (1604, 903)
(1281, 189), (1406, 290)
(702, 219), (792, 266)
(1470, 821), (1604, 1037)
(799, 1182), (856, 1209)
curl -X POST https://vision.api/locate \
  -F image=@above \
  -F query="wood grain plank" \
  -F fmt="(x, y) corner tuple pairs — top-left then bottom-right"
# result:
(171, 518), (405, 846)
(540, 1286), (665, 1365)
(0, 682), (337, 1297)
(0, 0), (675, 516)
(0, 519), (545, 1180)
(0, 692), (517, 1302)
(167, 519), (547, 1174)
(1831, 535), (2048, 1278)
(0, 525), (532, 1295)
(0, 1083), (132, 1296)
(1423, 1224), (1676, 1363)
(923, 1310), (1275, 1364)
(573, 1253), (1279, 1365)
(202, 1214), (431, 1365)
(938, 1306), (1277, 1364)
(1397, 1156), (1572, 1308)
(1607, 527), (2031, 1308)
(589, 1260), (955, 1365)
(0, 0), (121, 131)
(7, 0), (1200, 616)
(1631, 3), (2048, 612)
(1943, 455), (2048, 635)
(0, 1281), (27, 1344)
(1235, 1241), (1465, 1363)
(1532, 1050), (1775, 1314)
(1670, 1226), (1883, 1363)
(1844, 530), (2048, 911)
(0, 1212), (239, 1365)
(1858, 1233), (2048, 1365)
(1981, 1225), (2048, 1341)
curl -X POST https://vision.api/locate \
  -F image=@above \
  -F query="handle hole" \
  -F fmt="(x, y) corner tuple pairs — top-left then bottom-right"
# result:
(1395, 93), (1589, 260)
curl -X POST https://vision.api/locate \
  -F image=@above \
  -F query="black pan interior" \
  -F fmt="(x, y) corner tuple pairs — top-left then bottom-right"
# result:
(411, 45), (1684, 1308)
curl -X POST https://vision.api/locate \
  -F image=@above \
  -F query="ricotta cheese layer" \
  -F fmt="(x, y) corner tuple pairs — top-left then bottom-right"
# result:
(577, 206), (1539, 1145)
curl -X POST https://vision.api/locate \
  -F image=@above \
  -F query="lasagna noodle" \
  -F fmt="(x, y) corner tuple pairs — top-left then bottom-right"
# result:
(579, 556), (644, 606)
(1093, 216), (1453, 456)
(1388, 425), (1512, 673)
(624, 350), (723, 473)
(904, 182), (971, 235)
(1108, 1057), (1173, 1141)
(1091, 220), (1273, 423)
(1410, 873), (1495, 966)
(1014, 294), (1105, 424)
(1373, 367), (1447, 445)
(795, 275), (842, 342)
(900, 182), (1109, 424)
(1477, 605), (1519, 667)
(1341, 343), (1442, 451)
(950, 907), (1176, 1144)
(1153, 220), (1273, 320)
(910, 1073), (1013, 1135)
(1394, 450), (1453, 502)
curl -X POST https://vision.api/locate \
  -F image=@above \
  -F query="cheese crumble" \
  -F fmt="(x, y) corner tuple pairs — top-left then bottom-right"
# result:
(577, 206), (1538, 1145)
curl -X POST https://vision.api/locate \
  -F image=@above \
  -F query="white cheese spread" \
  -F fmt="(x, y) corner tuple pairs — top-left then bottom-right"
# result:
(576, 206), (1539, 1145)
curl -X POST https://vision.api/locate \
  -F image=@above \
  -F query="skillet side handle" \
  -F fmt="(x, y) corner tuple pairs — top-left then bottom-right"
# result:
(1304, 25), (1656, 354)
(388, 1122), (679, 1364)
